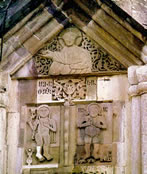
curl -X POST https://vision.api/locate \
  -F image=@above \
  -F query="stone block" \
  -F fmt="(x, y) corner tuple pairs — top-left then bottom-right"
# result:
(35, 19), (60, 40)
(116, 142), (126, 166)
(8, 80), (19, 112)
(7, 113), (20, 146)
(86, 77), (97, 100)
(136, 65), (147, 83)
(114, 166), (125, 174)
(112, 102), (125, 142)
(23, 35), (41, 55)
(128, 66), (138, 85)
(97, 75), (128, 101)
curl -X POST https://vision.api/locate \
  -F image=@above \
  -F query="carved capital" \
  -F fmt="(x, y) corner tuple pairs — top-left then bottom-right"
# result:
(128, 66), (139, 85)
(128, 85), (138, 97)
(136, 65), (147, 83)
(128, 60), (147, 96)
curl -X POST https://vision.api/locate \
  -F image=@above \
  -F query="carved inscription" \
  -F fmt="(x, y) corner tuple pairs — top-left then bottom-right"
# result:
(27, 105), (57, 162)
(37, 79), (53, 102)
(52, 78), (86, 104)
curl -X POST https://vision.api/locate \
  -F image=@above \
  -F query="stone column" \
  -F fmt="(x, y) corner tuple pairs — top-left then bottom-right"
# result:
(128, 45), (147, 174)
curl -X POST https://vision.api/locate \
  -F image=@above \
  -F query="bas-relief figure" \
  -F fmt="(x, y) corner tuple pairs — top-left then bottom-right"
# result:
(27, 105), (56, 162)
(40, 27), (92, 75)
(76, 103), (112, 164)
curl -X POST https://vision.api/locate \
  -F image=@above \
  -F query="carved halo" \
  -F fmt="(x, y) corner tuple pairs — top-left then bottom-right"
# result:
(87, 103), (102, 118)
(37, 105), (50, 118)
(59, 27), (82, 47)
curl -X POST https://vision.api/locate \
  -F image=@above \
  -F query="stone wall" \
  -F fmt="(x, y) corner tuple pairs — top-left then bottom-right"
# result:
(112, 0), (147, 28)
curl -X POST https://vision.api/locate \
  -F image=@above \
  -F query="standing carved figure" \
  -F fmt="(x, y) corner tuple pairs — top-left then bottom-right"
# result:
(77, 103), (107, 162)
(28, 105), (56, 162)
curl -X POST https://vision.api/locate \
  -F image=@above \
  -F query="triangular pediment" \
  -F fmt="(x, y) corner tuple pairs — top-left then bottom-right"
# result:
(12, 26), (127, 79)
(1, 0), (146, 78)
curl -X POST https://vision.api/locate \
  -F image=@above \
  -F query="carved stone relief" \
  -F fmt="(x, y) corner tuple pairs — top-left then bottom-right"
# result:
(75, 103), (115, 165)
(24, 105), (60, 165)
(52, 78), (86, 104)
(34, 27), (126, 76)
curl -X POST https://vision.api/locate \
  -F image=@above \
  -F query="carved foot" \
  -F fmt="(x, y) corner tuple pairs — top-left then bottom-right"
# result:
(87, 157), (95, 163)
(44, 153), (53, 161)
(78, 158), (86, 164)
(36, 153), (45, 162)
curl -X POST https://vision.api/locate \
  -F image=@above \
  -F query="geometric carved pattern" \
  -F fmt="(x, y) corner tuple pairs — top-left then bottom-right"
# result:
(33, 27), (126, 75)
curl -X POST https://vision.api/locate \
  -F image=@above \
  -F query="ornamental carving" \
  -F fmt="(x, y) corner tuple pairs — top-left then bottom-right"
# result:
(34, 27), (126, 75)
(26, 105), (57, 163)
(81, 34), (126, 72)
(75, 103), (113, 165)
(52, 78), (86, 104)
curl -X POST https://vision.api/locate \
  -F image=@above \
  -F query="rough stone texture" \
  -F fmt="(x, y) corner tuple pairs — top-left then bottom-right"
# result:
(112, 0), (147, 28)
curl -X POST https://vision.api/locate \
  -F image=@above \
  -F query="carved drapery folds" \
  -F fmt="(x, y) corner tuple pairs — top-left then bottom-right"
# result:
(34, 27), (126, 76)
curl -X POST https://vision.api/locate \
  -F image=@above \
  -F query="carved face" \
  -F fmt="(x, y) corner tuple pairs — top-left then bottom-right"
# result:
(37, 105), (50, 118)
(88, 104), (102, 118)
(60, 27), (82, 47)
(63, 81), (76, 95)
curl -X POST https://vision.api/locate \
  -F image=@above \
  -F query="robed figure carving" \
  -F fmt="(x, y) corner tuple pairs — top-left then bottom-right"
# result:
(28, 105), (56, 162)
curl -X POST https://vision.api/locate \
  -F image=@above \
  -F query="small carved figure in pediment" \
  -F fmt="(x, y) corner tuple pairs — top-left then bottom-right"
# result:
(27, 105), (56, 162)
(77, 103), (107, 164)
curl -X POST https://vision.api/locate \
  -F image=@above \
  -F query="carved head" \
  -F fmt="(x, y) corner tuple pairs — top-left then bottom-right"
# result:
(37, 105), (50, 118)
(59, 27), (82, 47)
(63, 80), (76, 95)
(88, 103), (102, 118)
(29, 108), (37, 119)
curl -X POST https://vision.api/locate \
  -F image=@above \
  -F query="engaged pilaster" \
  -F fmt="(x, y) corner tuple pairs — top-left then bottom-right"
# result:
(128, 45), (147, 174)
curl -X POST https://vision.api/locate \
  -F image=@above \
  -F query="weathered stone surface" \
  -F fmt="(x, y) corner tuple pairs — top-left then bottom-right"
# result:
(86, 77), (97, 100)
(141, 45), (147, 64)
(0, 108), (7, 174)
(97, 75), (128, 101)
(112, 0), (147, 29)
(131, 96), (141, 174)
(136, 65), (147, 83)
(7, 113), (20, 174)
(128, 66), (138, 85)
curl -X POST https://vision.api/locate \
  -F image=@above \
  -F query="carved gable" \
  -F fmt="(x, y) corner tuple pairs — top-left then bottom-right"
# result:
(12, 26), (127, 78)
